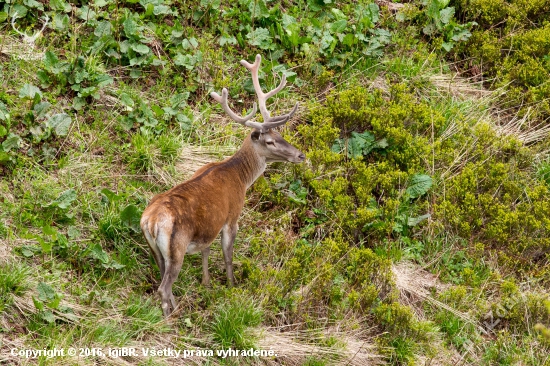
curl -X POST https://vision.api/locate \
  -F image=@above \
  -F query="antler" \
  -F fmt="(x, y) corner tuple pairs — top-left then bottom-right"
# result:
(11, 12), (49, 45)
(211, 54), (298, 133)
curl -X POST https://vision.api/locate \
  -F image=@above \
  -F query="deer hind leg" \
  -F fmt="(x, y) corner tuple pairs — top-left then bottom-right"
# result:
(141, 220), (166, 279)
(221, 222), (238, 287)
(158, 256), (184, 317)
(201, 247), (211, 286)
(155, 226), (186, 317)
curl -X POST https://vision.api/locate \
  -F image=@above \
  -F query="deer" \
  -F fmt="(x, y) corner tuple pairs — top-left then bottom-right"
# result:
(140, 54), (305, 317)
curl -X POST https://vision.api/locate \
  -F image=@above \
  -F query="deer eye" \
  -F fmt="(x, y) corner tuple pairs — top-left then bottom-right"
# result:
(266, 140), (275, 145)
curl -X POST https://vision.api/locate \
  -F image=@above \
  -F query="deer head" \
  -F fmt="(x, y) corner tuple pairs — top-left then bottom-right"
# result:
(210, 54), (304, 164)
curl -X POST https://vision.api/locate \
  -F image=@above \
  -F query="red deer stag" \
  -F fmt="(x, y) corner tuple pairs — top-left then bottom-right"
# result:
(140, 54), (305, 317)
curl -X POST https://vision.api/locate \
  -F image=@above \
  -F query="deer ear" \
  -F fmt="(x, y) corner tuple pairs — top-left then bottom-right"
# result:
(251, 130), (261, 141)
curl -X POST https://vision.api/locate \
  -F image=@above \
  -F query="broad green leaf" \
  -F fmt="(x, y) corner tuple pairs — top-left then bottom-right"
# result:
(45, 189), (77, 209)
(120, 116), (134, 130)
(11, 5), (28, 18)
(47, 295), (61, 309)
(153, 4), (170, 15)
(219, 34), (237, 46)
(123, 17), (138, 36)
(73, 97), (86, 110)
(0, 101), (9, 121)
(170, 92), (189, 109)
(441, 42), (453, 51)
(44, 51), (59, 71)
(41, 310), (56, 323)
(181, 37), (198, 49)
(32, 296), (44, 310)
(130, 43), (150, 54)
(119, 93), (134, 108)
(348, 134), (366, 158)
(0, 126), (6, 138)
(406, 174), (433, 198)
(94, 21), (112, 37)
(246, 28), (274, 50)
(50, 0), (72, 12)
(77, 6), (97, 21)
(19, 84), (42, 99)
(439, 7), (454, 25)
(0, 12), (8, 23)
(2, 133), (21, 152)
(46, 113), (71, 136)
(67, 226), (81, 239)
(407, 214), (431, 227)
(282, 13), (296, 28)
(248, 0), (270, 18)
(24, 0), (44, 10)
(100, 188), (122, 203)
(95, 74), (114, 87)
(37, 282), (56, 301)
(330, 19), (347, 33)
(90, 243), (109, 264)
(33, 101), (51, 120)
(120, 204), (142, 232)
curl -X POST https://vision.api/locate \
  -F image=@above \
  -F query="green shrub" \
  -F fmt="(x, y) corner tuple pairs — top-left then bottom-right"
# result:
(452, 0), (550, 121)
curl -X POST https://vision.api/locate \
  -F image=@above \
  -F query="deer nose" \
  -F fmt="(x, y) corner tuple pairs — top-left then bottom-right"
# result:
(298, 152), (305, 161)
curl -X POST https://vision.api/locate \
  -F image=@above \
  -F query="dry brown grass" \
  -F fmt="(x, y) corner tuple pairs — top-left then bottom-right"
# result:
(257, 325), (383, 366)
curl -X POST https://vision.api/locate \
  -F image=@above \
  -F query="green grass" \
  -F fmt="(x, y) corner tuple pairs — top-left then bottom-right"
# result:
(0, 0), (550, 365)
(210, 294), (263, 349)
(0, 261), (30, 311)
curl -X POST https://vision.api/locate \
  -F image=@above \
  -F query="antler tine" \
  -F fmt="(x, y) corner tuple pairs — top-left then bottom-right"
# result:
(210, 88), (263, 128)
(11, 12), (27, 38)
(257, 102), (299, 131)
(240, 54), (291, 125)
(11, 12), (49, 44)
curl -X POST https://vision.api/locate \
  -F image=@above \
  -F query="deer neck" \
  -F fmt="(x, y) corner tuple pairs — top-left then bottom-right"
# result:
(227, 135), (266, 189)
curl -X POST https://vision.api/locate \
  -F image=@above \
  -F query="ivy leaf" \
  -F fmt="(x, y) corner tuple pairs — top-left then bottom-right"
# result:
(120, 204), (142, 232)
(406, 174), (433, 198)
(37, 282), (56, 301)
(46, 113), (72, 136)
(19, 84), (42, 100)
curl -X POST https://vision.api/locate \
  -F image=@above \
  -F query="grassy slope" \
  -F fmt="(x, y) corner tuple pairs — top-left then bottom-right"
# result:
(0, 1), (549, 365)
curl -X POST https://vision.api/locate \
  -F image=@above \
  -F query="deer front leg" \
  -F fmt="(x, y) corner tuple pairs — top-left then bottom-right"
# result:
(201, 247), (211, 286)
(221, 223), (238, 287)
